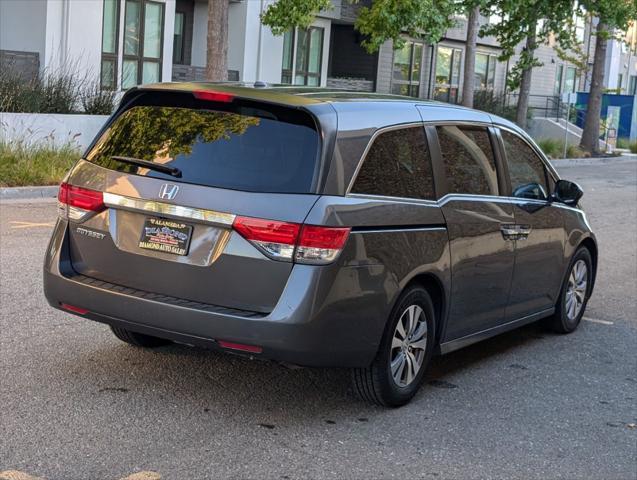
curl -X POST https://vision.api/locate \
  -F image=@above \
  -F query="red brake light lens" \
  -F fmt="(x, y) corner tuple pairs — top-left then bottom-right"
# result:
(233, 216), (300, 245)
(298, 225), (351, 249)
(232, 216), (350, 264)
(60, 303), (89, 315)
(193, 90), (235, 103)
(217, 340), (263, 354)
(58, 182), (105, 211)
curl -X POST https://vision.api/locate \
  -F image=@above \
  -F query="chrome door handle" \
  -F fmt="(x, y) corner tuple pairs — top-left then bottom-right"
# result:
(516, 224), (532, 240)
(500, 224), (532, 241)
(500, 224), (518, 241)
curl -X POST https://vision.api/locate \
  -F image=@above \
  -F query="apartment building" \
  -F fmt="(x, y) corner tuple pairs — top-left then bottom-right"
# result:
(0, 0), (625, 113)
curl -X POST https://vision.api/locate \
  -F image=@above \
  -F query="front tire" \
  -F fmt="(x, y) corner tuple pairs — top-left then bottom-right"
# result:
(352, 285), (436, 407)
(110, 326), (171, 348)
(546, 247), (593, 333)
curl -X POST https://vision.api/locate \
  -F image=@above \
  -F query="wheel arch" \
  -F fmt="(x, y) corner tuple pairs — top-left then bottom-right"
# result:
(403, 273), (447, 350)
(578, 236), (598, 292)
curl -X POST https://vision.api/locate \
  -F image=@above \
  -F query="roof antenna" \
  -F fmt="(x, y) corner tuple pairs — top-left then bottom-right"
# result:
(254, 81), (268, 88)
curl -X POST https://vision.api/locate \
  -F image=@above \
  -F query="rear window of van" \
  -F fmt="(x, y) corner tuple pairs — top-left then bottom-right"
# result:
(85, 99), (320, 194)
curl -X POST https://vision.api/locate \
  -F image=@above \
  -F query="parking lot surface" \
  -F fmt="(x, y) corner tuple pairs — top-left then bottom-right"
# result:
(1, 159), (636, 480)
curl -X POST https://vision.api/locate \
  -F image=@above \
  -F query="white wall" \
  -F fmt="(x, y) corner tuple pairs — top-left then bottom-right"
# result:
(191, 0), (209, 67)
(0, 113), (109, 150)
(41, 0), (174, 89)
(227, 0), (248, 75)
(0, 0), (47, 65)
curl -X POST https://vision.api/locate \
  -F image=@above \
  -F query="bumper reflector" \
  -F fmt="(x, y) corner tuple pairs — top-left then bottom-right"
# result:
(60, 303), (89, 315)
(217, 340), (263, 354)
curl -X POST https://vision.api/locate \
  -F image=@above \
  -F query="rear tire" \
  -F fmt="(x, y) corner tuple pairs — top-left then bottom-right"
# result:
(110, 326), (171, 348)
(546, 247), (593, 334)
(352, 285), (436, 407)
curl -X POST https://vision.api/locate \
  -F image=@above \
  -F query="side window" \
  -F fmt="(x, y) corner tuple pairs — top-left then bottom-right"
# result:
(351, 127), (435, 200)
(436, 126), (499, 196)
(501, 130), (549, 200)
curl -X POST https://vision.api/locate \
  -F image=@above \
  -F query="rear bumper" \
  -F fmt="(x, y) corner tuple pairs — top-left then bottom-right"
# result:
(43, 221), (391, 367)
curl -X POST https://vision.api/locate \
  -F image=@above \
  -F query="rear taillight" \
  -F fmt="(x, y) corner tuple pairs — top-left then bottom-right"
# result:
(296, 225), (351, 264)
(58, 182), (105, 222)
(232, 216), (300, 261)
(232, 216), (350, 265)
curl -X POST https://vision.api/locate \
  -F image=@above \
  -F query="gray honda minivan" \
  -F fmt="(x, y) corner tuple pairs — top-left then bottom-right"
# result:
(44, 83), (597, 406)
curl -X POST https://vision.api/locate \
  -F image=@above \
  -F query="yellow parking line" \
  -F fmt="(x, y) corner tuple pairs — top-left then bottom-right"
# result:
(119, 472), (162, 480)
(583, 317), (614, 325)
(0, 471), (43, 480)
(9, 221), (55, 229)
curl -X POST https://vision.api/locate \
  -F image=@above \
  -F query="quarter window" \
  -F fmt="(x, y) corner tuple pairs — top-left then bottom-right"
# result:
(351, 127), (435, 200)
(436, 126), (498, 196)
(501, 131), (549, 200)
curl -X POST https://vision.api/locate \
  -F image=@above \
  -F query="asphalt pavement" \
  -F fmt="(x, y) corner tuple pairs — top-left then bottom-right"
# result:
(1, 159), (636, 480)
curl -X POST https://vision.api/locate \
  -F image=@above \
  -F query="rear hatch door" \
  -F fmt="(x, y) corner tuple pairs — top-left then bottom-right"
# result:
(64, 89), (329, 313)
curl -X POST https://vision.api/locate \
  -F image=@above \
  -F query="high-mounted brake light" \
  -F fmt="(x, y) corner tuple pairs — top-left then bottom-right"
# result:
(232, 216), (350, 265)
(193, 90), (235, 103)
(58, 182), (105, 221)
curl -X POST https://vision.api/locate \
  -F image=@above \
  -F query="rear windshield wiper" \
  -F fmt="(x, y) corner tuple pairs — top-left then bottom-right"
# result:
(111, 156), (182, 178)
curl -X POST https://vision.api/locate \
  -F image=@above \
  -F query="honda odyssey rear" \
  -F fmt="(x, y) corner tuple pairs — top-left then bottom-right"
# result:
(45, 83), (597, 407)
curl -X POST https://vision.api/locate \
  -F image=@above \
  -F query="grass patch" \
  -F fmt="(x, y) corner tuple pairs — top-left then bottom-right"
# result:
(0, 141), (79, 187)
(536, 138), (587, 159)
(616, 138), (637, 153)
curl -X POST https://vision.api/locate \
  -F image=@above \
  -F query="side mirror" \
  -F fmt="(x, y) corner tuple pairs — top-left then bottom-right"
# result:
(550, 179), (583, 206)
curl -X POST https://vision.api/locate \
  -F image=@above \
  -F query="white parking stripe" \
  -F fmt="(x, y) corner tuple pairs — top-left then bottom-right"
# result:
(583, 317), (614, 325)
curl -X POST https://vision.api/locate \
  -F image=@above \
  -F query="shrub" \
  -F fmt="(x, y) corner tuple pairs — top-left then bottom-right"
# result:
(0, 64), (115, 115)
(80, 82), (117, 115)
(536, 138), (587, 159)
(0, 140), (80, 187)
(616, 138), (637, 153)
(473, 89), (517, 121)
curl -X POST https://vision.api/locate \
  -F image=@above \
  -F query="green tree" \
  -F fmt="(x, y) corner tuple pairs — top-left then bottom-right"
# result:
(262, 0), (458, 54)
(481, 0), (579, 129)
(577, 0), (637, 154)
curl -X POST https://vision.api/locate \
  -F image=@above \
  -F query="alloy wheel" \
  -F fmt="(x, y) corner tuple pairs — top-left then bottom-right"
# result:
(565, 259), (588, 321)
(390, 304), (428, 387)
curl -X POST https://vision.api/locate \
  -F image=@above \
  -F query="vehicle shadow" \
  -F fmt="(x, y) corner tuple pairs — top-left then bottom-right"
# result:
(53, 320), (555, 425)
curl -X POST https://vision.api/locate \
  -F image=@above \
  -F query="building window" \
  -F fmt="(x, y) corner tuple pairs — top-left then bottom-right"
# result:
(173, 11), (185, 64)
(434, 46), (462, 103)
(391, 41), (423, 97)
(122, 0), (164, 89)
(629, 75), (637, 95)
(475, 53), (497, 90)
(574, 14), (586, 44)
(564, 67), (577, 93)
(280, 27), (324, 86)
(554, 65), (564, 94)
(101, 0), (119, 89)
(281, 30), (294, 84)
(617, 73), (624, 93)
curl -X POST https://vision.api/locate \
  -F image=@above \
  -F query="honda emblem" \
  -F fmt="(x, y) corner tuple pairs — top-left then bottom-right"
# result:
(158, 183), (179, 200)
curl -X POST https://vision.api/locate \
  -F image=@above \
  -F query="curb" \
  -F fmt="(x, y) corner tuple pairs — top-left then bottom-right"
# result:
(0, 185), (58, 201)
